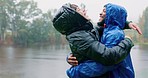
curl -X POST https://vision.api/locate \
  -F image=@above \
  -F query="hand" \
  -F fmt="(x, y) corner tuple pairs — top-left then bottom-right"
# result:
(67, 54), (78, 66)
(128, 22), (142, 35)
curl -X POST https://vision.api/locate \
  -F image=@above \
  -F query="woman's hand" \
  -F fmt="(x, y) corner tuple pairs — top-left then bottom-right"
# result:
(67, 54), (78, 66)
(129, 22), (142, 35)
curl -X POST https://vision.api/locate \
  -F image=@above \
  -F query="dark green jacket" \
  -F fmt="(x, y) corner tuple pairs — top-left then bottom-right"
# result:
(66, 28), (133, 65)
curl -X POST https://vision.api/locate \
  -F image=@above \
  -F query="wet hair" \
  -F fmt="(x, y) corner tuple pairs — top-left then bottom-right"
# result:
(70, 4), (78, 10)
(104, 4), (107, 7)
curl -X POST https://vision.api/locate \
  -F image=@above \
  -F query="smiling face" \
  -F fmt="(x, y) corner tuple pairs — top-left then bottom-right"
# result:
(70, 4), (90, 20)
(76, 7), (90, 20)
(99, 7), (106, 22)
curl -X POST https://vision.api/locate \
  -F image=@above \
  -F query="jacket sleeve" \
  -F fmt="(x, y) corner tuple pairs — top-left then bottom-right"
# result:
(66, 31), (134, 66)
(123, 21), (132, 29)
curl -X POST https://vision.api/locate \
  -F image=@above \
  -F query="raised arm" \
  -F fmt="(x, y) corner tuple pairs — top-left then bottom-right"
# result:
(124, 21), (142, 35)
(97, 20), (142, 35)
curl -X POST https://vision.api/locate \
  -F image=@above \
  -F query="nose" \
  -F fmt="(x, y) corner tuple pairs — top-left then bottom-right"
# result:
(100, 13), (102, 16)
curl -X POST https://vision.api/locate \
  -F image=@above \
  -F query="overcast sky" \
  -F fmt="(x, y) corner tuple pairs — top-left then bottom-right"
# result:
(33, 0), (148, 23)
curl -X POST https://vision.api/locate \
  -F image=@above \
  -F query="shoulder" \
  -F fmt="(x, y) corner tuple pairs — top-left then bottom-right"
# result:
(66, 31), (93, 41)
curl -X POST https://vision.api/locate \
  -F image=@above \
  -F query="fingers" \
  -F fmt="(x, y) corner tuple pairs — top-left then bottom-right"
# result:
(68, 59), (78, 66)
(129, 23), (142, 35)
(135, 26), (142, 35)
(68, 54), (78, 66)
(68, 54), (76, 60)
(132, 24), (142, 35)
(131, 25), (137, 30)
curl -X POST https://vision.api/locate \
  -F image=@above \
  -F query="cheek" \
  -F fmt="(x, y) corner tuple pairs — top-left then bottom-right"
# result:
(102, 13), (106, 17)
(103, 12), (106, 15)
(78, 11), (85, 16)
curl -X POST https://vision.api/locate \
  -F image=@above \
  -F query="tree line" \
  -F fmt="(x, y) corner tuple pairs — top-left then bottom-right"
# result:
(0, 0), (148, 46)
(138, 6), (148, 43)
(128, 6), (148, 44)
(0, 0), (67, 46)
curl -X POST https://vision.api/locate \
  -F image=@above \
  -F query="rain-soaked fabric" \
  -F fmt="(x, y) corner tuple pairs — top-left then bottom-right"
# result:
(101, 3), (134, 78)
(67, 3), (134, 78)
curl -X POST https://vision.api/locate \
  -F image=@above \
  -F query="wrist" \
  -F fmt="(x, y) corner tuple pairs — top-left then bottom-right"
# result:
(127, 21), (133, 29)
(124, 21), (132, 29)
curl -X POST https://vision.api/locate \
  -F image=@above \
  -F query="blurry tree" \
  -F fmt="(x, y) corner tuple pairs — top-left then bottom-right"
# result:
(8, 0), (42, 44)
(138, 6), (148, 42)
(0, 0), (67, 46)
(143, 7), (148, 39)
(0, 0), (11, 41)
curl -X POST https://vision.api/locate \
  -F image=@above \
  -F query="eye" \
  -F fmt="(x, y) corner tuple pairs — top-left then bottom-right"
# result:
(103, 9), (106, 12)
(76, 7), (80, 11)
(103, 8), (106, 13)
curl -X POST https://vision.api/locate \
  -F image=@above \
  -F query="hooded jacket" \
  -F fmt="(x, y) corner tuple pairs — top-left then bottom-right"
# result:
(52, 3), (93, 35)
(101, 3), (134, 78)
(101, 3), (127, 47)
(52, 3), (134, 66)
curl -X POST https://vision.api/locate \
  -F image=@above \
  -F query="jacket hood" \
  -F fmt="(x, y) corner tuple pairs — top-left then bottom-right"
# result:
(105, 3), (127, 29)
(52, 3), (93, 35)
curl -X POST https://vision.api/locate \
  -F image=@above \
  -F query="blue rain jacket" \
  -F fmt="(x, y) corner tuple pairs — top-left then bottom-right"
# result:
(101, 3), (135, 78)
(67, 3), (134, 78)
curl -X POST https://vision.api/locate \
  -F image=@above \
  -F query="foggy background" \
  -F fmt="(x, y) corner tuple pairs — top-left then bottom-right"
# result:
(34, 0), (148, 23)
(0, 0), (148, 78)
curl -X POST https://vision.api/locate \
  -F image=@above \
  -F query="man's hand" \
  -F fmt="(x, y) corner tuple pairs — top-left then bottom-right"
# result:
(67, 54), (78, 66)
(129, 22), (142, 35)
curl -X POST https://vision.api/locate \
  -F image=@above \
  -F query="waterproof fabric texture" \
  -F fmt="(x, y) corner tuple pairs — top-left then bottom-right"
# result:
(67, 60), (118, 78)
(52, 3), (93, 35)
(101, 3), (135, 78)
(67, 3), (134, 78)
(52, 3), (134, 78)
